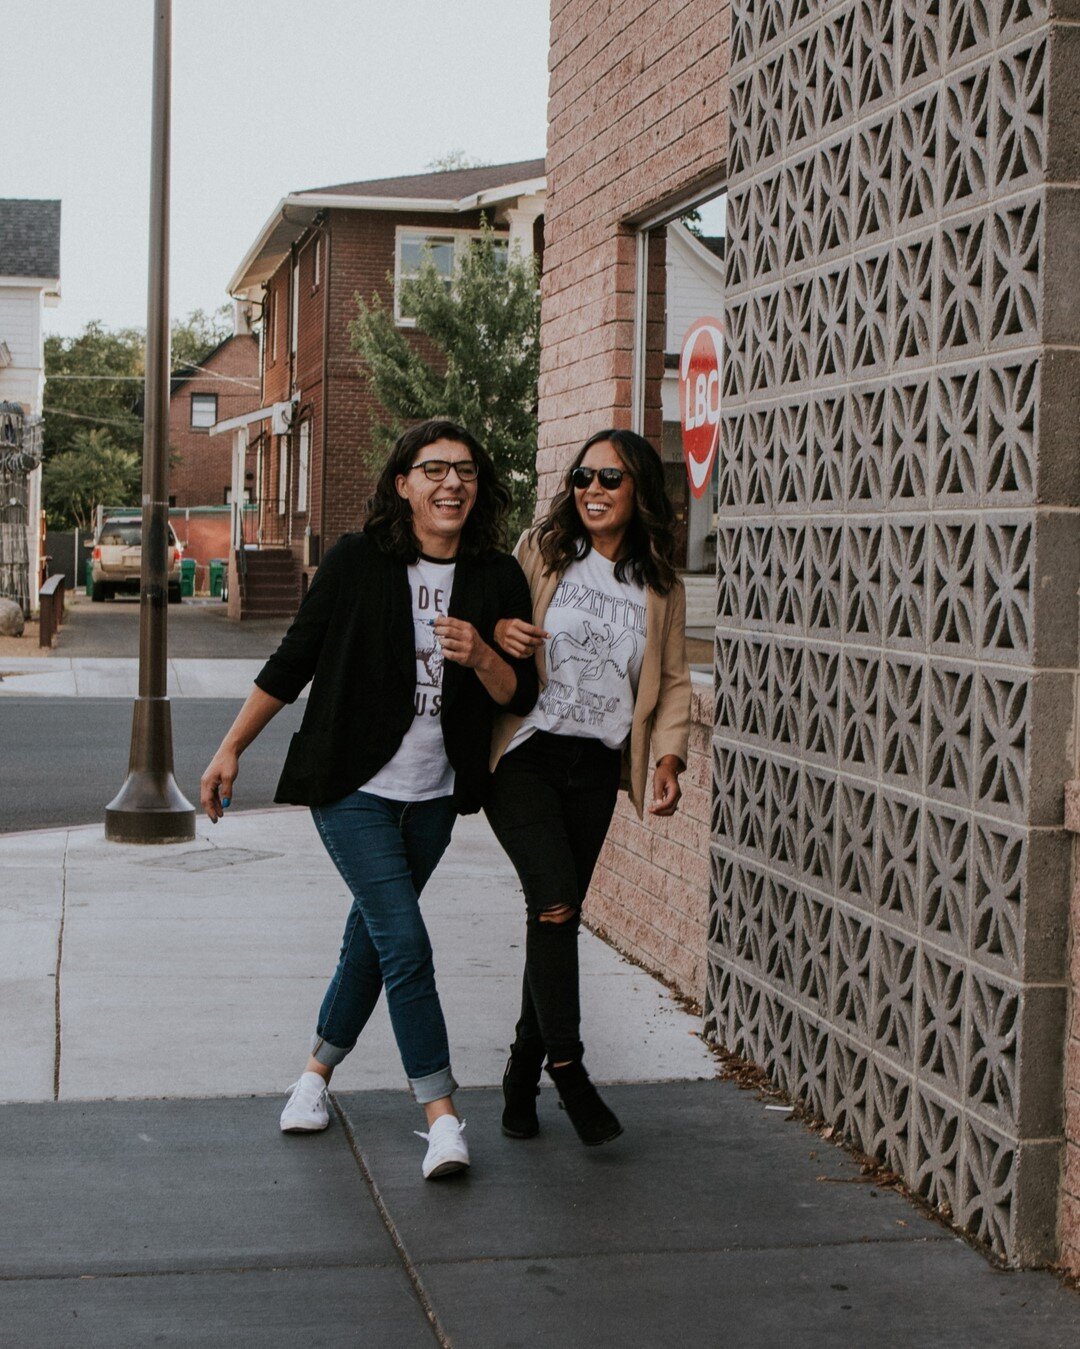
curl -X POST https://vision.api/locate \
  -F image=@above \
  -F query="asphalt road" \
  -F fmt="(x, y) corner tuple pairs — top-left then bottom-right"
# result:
(0, 697), (306, 833)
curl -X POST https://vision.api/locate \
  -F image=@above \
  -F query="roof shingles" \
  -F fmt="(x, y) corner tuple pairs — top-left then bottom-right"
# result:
(300, 158), (545, 200)
(0, 199), (61, 280)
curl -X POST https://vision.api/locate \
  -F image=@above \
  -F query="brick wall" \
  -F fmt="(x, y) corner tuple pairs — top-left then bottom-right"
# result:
(168, 335), (259, 507)
(586, 675), (713, 1003)
(540, 0), (729, 502)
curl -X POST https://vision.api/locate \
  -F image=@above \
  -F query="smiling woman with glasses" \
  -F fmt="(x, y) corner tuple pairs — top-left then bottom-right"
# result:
(199, 418), (538, 1181)
(483, 427), (691, 1149)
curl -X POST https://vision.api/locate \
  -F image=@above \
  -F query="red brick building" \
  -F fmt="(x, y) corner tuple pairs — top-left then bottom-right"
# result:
(219, 160), (545, 616)
(168, 329), (259, 509)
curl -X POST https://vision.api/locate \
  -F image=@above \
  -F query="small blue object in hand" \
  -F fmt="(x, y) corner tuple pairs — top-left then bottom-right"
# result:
(221, 797), (231, 808)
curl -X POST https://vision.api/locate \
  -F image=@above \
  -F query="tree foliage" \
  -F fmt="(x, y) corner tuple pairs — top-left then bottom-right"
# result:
(43, 306), (232, 460)
(171, 304), (233, 371)
(42, 428), (141, 532)
(424, 150), (488, 172)
(350, 222), (540, 538)
(43, 322), (144, 458)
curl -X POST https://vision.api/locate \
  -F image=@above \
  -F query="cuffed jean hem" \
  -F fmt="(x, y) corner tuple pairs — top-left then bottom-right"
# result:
(310, 1033), (352, 1068)
(409, 1065), (457, 1105)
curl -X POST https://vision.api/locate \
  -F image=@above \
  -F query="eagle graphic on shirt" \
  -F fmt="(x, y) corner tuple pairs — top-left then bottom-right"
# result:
(549, 622), (637, 682)
(416, 631), (444, 687)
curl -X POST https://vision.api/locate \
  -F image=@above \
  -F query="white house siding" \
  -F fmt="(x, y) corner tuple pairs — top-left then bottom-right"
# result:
(664, 223), (725, 358)
(0, 286), (46, 413)
(0, 284), (47, 608)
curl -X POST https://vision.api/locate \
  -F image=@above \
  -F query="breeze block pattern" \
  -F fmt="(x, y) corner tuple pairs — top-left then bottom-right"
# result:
(708, 0), (1080, 1264)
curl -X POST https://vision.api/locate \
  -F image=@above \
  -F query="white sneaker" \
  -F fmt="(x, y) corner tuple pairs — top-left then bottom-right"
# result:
(279, 1072), (330, 1133)
(415, 1115), (469, 1179)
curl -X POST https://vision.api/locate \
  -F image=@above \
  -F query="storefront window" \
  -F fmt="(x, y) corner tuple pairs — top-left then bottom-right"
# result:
(632, 186), (726, 574)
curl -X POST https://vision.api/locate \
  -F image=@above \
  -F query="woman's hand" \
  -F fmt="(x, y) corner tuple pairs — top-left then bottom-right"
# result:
(435, 617), (520, 705)
(493, 617), (549, 659)
(649, 755), (683, 816)
(201, 747), (239, 823)
(434, 616), (490, 669)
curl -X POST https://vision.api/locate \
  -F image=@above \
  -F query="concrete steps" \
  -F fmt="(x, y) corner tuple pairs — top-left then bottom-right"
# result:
(239, 549), (301, 619)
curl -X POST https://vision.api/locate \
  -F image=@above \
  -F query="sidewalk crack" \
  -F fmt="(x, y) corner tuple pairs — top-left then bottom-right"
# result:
(331, 1095), (452, 1348)
(53, 831), (69, 1101)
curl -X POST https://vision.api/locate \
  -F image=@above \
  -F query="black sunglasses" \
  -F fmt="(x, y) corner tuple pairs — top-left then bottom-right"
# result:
(408, 458), (479, 482)
(570, 466), (632, 490)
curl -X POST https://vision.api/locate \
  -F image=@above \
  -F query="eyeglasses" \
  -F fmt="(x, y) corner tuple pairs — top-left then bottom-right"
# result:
(570, 466), (632, 490)
(408, 459), (479, 482)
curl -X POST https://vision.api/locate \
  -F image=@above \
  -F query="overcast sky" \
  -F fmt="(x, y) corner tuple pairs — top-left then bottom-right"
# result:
(7, 1), (550, 339)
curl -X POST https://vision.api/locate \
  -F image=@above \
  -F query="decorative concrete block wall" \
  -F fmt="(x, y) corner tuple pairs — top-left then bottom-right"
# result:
(708, 0), (1080, 1263)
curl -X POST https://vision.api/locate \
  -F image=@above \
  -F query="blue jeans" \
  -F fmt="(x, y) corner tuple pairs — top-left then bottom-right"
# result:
(310, 790), (457, 1104)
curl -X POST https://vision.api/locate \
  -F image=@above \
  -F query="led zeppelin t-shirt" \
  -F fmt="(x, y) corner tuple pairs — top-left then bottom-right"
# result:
(363, 557), (456, 801)
(507, 548), (647, 754)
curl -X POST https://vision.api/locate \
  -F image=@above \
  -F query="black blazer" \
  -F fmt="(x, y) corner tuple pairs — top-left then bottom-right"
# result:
(255, 532), (538, 813)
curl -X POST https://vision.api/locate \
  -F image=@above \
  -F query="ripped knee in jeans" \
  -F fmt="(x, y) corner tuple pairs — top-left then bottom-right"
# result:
(538, 904), (577, 925)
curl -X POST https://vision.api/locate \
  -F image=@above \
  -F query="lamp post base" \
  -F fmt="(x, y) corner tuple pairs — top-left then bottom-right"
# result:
(105, 696), (196, 844)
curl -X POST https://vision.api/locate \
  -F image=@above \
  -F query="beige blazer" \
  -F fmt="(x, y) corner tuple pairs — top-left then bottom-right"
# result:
(490, 534), (693, 818)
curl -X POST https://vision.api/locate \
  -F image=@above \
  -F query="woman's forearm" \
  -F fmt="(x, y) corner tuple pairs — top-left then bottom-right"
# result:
(473, 644), (518, 706)
(220, 685), (286, 755)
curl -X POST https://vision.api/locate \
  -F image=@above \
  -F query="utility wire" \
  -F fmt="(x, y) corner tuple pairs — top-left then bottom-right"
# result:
(46, 370), (260, 388)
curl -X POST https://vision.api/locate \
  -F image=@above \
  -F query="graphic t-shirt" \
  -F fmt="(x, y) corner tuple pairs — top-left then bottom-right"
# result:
(363, 556), (456, 801)
(508, 549), (647, 753)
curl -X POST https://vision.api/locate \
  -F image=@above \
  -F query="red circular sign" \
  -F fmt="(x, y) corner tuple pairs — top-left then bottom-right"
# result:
(678, 317), (723, 499)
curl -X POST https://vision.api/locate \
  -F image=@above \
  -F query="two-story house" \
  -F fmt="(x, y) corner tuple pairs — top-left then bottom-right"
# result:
(0, 198), (60, 613)
(215, 159), (544, 617)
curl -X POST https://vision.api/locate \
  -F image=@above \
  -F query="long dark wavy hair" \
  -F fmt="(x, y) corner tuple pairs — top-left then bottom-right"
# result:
(364, 419), (510, 561)
(533, 429), (679, 594)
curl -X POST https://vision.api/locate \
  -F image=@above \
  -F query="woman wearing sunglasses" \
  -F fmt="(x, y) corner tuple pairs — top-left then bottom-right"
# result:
(200, 419), (537, 1179)
(485, 428), (691, 1145)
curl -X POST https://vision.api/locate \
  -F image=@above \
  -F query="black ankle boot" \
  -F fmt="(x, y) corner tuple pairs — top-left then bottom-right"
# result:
(546, 1060), (622, 1146)
(501, 1050), (543, 1139)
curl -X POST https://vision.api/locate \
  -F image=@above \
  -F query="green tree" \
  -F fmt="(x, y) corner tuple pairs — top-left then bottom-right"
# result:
(350, 222), (540, 538)
(171, 304), (232, 370)
(42, 428), (141, 531)
(43, 307), (233, 461)
(43, 322), (144, 458)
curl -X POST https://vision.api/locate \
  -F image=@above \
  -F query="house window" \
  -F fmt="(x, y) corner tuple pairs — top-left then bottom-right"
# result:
(269, 289), (277, 363)
(312, 236), (321, 290)
(297, 420), (311, 514)
(395, 228), (509, 324)
(191, 393), (217, 428)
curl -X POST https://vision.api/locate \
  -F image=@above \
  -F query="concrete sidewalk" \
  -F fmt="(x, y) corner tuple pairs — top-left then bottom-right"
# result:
(2, 810), (1079, 1345)
(0, 656), (281, 698)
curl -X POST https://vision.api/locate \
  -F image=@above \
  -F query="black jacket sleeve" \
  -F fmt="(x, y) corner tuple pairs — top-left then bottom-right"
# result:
(253, 536), (351, 704)
(499, 556), (540, 718)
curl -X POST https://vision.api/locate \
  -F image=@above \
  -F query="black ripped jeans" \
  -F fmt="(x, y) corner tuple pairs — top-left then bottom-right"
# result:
(484, 730), (622, 1065)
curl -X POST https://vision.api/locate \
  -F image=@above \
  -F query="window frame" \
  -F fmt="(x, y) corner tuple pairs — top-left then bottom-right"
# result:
(190, 392), (218, 429)
(393, 225), (509, 326)
(629, 175), (728, 434)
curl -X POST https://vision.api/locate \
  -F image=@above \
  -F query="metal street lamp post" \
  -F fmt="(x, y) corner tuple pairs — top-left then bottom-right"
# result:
(105, 0), (195, 844)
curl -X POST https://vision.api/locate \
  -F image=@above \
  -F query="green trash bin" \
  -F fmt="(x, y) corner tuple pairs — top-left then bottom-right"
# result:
(180, 557), (196, 597)
(85, 560), (93, 598)
(209, 558), (225, 599)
